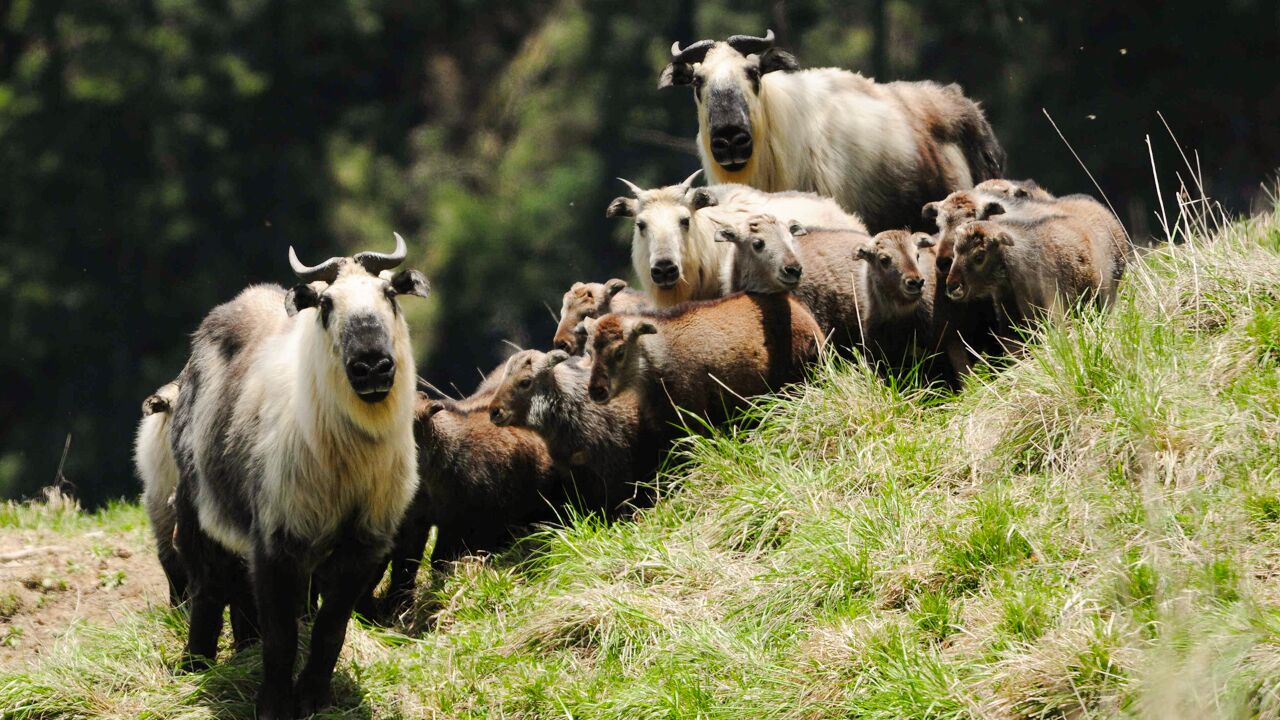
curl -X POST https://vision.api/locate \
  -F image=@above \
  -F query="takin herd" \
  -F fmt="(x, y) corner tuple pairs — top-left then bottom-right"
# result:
(131, 31), (1131, 720)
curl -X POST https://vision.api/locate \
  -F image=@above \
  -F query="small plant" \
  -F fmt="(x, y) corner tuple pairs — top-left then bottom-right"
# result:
(99, 569), (127, 590)
(0, 591), (23, 620)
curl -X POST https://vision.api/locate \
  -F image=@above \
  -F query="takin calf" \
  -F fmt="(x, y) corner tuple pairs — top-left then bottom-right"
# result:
(945, 215), (1121, 325)
(606, 170), (865, 307)
(552, 278), (652, 354)
(369, 377), (568, 621)
(582, 292), (823, 424)
(717, 215), (934, 371)
(489, 350), (664, 508)
(134, 381), (186, 605)
(168, 235), (428, 720)
(660, 30), (1005, 232)
(713, 214), (866, 349)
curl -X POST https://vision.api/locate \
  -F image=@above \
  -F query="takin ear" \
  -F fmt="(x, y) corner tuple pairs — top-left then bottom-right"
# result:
(714, 226), (739, 243)
(545, 349), (571, 367)
(914, 233), (937, 249)
(604, 278), (628, 297)
(788, 220), (808, 237)
(390, 269), (431, 298)
(606, 197), (638, 219)
(581, 316), (598, 334)
(758, 48), (799, 75)
(992, 229), (1016, 247)
(979, 201), (1007, 220)
(285, 283), (320, 317)
(658, 62), (694, 90)
(921, 202), (941, 229)
(419, 398), (446, 420)
(855, 245), (876, 261)
(689, 187), (718, 210)
(630, 320), (658, 339)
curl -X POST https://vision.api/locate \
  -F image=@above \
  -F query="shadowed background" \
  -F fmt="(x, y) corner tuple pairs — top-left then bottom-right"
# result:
(1, 0), (1276, 504)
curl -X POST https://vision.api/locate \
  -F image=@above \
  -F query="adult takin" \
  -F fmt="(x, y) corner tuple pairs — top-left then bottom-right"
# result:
(659, 30), (1005, 233)
(606, 171), (862, 307)
(583, 293), (823, 424)
(167, 235), (429, 720)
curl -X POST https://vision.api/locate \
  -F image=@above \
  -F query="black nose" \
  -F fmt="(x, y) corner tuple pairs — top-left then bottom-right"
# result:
(588, 384), (609, 403)
(650, 260), (679, 287)
(348, 353), (394, 382)
(710, 126), (753, 165)
(905, 277), (924, 292)
(781, 264), (802, 282)
(947, 282), (962, 296)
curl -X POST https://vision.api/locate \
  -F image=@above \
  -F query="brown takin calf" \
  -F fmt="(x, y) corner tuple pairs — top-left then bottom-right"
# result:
(714, 213), (869, 351)
(369, 375), (569, 620)
(945, 215), (1121, 325)
(716, 215), (934, 372)
(583, 293), (823, 425)
(488, 349), (666, 508)
(852, 229), (937, 372)
(552, 279), (652, 355)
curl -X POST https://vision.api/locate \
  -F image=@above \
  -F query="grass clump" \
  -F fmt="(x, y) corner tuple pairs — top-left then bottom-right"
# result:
(2, 208), (1280, 718)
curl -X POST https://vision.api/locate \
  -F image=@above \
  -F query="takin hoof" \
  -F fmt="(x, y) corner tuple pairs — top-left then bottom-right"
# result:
(255, 688), (296, 720)
(293, 674), (333, 718)
(176, 653), (212, 674)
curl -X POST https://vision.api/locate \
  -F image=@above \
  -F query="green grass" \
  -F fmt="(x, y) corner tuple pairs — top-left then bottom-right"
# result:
(3, 208), (1280, 718)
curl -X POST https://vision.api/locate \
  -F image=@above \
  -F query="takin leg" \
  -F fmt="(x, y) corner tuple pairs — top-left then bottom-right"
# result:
(251, 539), (305, 720)
(294, 532), (388, 717)
(174, 490), (230, 672)
(382, 515), (433, 621)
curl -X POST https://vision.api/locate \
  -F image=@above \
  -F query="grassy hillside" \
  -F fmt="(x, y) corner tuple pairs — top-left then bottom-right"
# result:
(2, 207), (1280, 719)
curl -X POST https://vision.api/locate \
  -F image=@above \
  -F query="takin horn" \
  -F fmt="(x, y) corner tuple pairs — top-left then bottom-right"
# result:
(289, 247), (344, 283)
(726, 29), (775, 56)
(670, 38), (715, 65)
(354, 232), (409, 275)
(617, 177), (645, 197)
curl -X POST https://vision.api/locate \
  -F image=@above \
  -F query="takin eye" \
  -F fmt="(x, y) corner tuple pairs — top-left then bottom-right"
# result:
(973, 250), (987, 264)
(679, 216), (690, 229)
(516, 377), (533, 391)
(692, 75), (705, 91)
(636, 220), (648, 232)
(880, 254), (892, 267)
(752, 238), (766, 251)
(612, 346), (626, 363)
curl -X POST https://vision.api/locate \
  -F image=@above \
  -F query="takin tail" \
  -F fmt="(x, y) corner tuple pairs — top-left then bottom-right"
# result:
(942, 83), (1006, 184)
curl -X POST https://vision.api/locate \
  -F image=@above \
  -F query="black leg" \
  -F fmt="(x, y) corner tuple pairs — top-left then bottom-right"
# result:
(383, 517), (433, 619)
(229, 565), (260, 651)
(175, 493), (228, 672)
(294, 534), (385, 717)
(252, 542), (304, 720)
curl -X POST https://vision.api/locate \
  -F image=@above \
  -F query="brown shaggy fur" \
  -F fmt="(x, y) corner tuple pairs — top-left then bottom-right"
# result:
(585, 293), (823, 424)
(854, 230), (936, 371)
(552, 279), (652, 354)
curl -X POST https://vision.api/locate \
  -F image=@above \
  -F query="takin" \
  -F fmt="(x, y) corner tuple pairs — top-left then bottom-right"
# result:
(552, 278), (652, 354)
(713, 213), (870, 351)
(659, 29), (1005, 232)
(582, 292), (823, 424)
(489, 349), (664, 508)
(167, 235), (428, 720)
(606, 170), (864, 308)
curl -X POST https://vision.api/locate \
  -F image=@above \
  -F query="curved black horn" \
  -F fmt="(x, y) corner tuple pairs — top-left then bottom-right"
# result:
(670, 38), (715, 65)
(354, 232), (409, 274)
(289, 247), (343, 283)
(726, 28), (775, 56)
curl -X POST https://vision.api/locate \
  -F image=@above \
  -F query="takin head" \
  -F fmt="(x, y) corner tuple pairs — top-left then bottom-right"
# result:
(856, 230), (935, 305)
(606, 172), (704, 291)
(658, 29), (799, 172)
(487, 349), (571, 427)
(553, 279), (630, 354)
(583, 314), (656, 404)
(944, 221), (1015, 302)
(285, 233), (430, 404)
(714, 213), (804, 292)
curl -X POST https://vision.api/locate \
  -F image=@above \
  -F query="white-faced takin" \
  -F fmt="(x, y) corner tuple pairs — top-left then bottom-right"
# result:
(605, 170), (863, 308)
(167, 235), (429, 720)
(659, 29), (1005, 232)
(582, 293), (823, 425)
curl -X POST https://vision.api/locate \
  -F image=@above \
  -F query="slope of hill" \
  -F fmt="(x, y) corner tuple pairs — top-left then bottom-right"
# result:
(2, 208), (1279, 719)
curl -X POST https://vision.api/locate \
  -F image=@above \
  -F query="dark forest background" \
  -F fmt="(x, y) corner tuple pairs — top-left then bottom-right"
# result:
(1, 0), (1277, 504)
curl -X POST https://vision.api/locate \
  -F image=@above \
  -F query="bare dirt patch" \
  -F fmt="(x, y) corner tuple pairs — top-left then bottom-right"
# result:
(0, 521), (167, 669)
